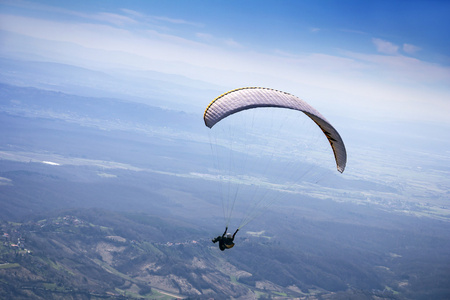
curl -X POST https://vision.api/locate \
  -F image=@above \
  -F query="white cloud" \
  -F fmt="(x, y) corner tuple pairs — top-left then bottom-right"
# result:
(372, 38), (399, 55)
(343, 50), (450, 84)
(223, 38), (243, 48)
(196, 32), (213, 40)
(120, 8), (144, 18)
(196, 32), (243, 48)
(94, 12), (138, 26)
(152, 15), (202, 27)
(2, 0), (201, 30)
(403, 43), (421, 54)
(1, 11), (449, 124)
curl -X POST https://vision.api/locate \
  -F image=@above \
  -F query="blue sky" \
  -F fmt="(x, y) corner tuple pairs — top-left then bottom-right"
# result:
(1, 0), (449, 124)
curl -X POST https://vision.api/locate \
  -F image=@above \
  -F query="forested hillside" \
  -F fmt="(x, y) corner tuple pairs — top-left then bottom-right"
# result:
(2, 208), (449, 299)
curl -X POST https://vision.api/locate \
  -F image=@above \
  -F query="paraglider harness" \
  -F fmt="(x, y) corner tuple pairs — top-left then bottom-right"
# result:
(212, 227), (239, 251)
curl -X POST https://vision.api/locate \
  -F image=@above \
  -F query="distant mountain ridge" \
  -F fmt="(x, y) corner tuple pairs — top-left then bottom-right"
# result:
(0, 82), (200, 132)
(0, 55), (221, 112)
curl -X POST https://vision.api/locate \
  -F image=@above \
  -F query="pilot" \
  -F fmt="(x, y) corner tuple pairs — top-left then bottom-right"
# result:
(212, 227), (239, 251)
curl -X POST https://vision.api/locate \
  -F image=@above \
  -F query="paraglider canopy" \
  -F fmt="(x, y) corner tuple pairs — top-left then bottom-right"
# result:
(204, 87), (347, 173)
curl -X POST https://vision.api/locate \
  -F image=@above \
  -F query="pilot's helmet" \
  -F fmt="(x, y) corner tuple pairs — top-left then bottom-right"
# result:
(226, 233), (232, 239)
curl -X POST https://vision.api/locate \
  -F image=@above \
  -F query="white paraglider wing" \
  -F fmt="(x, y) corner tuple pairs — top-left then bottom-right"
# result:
(204, 87), (347, 173)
